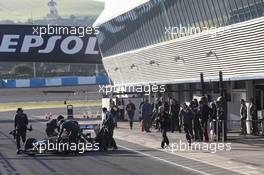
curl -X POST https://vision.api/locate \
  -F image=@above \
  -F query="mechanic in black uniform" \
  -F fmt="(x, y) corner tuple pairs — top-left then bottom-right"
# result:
(46, 115), (64, 137)
(14, 108), (29, 154)
(58, 119), (79, 146)
(102, 107), (117, 150)
(200, 100), (210, 142)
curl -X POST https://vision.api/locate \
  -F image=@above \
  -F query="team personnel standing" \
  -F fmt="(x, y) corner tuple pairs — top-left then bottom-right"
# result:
(191, 100), (202, 141)
(216, 97), (224, 140)
(200, 100), (210, 142)
(14, 108), (29, 153)
(126, 100), (136, 129)
(141, 99), (153, 132)
(250, 98), (258, 135)
(110, 101), (119, 128)
(102, 107), (117, 150)
(157, 106), (170, 148)
(240, 99), (247, 135)
(179, 103), (194, 146)
(210, 102), (217, 139)
(169, 99), (181, 133)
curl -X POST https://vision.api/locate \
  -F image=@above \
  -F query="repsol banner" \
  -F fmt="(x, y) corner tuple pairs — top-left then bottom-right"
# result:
(0, 24), (102, 63)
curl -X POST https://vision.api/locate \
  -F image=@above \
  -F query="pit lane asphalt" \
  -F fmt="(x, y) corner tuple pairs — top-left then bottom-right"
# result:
(0, 110), (199, 175)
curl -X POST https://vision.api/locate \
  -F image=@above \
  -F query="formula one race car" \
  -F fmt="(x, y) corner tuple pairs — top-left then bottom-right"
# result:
(21, 123), (103, 156)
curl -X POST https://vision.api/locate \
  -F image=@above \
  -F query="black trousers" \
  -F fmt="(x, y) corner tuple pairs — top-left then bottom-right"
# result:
(194, 118), (202, 140)
(108, 129), (117, 149)
(161, 129), (169, 148)
(241, 119), (247, 135)
(252, 118), (258, 134)
(171, 115), (180, 132)
(16, 129), (27, 149)
(128, 113), (134, 129)
(143, 116), (151, 132)
(119, 109), (125, 120)
(184, 124), (193, 143)
(201, 120), (209, 142)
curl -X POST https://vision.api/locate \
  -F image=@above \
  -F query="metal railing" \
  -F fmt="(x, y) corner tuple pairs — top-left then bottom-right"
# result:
(209, 119), (264, 142)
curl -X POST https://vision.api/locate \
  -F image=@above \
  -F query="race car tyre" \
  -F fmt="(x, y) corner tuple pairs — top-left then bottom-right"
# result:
(25, 138), (37, 149)
(24, 138), (37, 156)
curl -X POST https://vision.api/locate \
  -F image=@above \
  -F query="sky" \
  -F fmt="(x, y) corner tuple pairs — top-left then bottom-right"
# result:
(0, 0), (105, 22)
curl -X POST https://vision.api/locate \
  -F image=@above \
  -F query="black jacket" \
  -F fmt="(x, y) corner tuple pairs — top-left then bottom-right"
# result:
(126, 103), (136, 115)
(157, 112), (170, 129)
(158, 101), (170, 112)
(170, 104), (180, 117)
(46, 119), (58, 132)
(240, 105), (247, 120)
(250, 104), (257, 120)
(179, 108), (193, 126)
(104, 112), (115, 131)
(14, 113), (28, 130)
(201, 105), (210, 121)
(59, 120), (79, 138)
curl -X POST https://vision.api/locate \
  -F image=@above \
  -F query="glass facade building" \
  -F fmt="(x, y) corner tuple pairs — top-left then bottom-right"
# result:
(97, 0), (264, 57)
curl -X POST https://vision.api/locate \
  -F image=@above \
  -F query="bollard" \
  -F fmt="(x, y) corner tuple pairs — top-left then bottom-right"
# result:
(216, 119), (219, 142)
(262, 119), (264, 136)
(222, 120), (225, 142)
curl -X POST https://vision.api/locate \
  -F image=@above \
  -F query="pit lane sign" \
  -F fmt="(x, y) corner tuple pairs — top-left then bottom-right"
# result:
(0, 25), (102, 63)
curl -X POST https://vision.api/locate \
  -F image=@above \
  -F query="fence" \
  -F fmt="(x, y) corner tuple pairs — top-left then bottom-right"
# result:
(0, 76), (108, 88)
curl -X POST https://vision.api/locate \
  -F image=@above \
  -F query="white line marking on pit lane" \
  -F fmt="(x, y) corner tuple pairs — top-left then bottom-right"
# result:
(118, 144), (210, 175)
(155, 147), (253, 175)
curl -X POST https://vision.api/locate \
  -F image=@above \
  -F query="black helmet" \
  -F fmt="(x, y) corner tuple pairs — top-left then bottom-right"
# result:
(16, 108), (23, 113)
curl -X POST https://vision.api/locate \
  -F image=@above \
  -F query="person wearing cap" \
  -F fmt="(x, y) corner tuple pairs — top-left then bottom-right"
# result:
(14, 108), (29, 153)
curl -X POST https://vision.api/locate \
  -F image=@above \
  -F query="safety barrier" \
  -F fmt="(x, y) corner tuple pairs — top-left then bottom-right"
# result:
(0, 76), (108, 88)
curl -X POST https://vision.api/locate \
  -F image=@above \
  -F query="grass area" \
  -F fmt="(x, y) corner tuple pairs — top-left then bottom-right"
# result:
(0, 100), (101, 112)
(0, 0), (104, 22)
